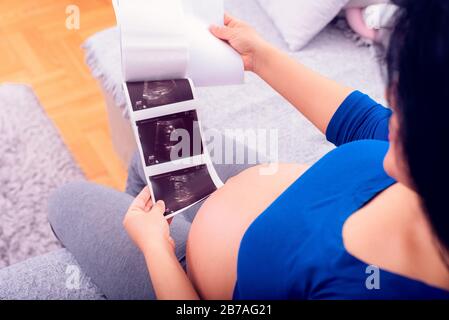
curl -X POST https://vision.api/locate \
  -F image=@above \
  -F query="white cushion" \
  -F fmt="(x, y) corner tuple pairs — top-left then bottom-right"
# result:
(363, 3), (398, 29)
(257, 0), (350, 51)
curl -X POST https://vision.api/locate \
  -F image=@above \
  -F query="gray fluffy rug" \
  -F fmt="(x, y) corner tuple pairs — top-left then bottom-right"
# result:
(0, 84), (85, 268)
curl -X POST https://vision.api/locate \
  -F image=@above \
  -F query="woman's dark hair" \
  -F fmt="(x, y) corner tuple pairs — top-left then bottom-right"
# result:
(386, 0), (449, 253)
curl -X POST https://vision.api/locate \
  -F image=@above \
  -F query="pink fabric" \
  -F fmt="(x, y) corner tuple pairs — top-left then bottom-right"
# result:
(345, 7), (378, 41)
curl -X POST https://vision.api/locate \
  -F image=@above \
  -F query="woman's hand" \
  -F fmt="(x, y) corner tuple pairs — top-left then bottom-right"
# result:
(210, 14), (269, 73)
(123, 187), (174, 257)
(124, 187), (200, 300)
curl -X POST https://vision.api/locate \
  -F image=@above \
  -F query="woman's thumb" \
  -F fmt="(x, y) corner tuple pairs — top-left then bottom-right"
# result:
(153, 200), (166, 215)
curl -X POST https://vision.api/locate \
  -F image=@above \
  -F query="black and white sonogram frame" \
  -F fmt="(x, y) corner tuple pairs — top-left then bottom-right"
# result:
(136, 110), (203, 167)
(127, 79), (194, 112)
(124, 77), (223, 218)
(149, 164), (218, 216)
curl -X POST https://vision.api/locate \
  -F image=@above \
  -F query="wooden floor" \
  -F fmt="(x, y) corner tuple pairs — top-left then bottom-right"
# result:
(0, 0), (127, 190)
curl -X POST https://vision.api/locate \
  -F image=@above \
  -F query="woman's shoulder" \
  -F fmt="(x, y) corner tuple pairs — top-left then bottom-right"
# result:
(326, 91), (392, 146)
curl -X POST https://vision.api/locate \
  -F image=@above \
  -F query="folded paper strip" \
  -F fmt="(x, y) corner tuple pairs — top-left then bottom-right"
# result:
(113, 0), (244, 86)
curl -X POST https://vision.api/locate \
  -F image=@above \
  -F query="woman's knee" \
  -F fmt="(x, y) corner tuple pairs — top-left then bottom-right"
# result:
(125, 151), (146, 196)
(48, 181), (133, 245)
(47, 181), (88, 237)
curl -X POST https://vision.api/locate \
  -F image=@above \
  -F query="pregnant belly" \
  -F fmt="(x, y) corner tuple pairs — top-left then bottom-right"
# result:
(186, 164), (309, 300)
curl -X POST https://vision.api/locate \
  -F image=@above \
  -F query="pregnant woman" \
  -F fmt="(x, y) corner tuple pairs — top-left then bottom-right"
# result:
(49, 0), (449, 299)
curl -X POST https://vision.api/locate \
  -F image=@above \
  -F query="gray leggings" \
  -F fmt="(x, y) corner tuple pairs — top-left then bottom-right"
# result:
(48, 134), (260, 300)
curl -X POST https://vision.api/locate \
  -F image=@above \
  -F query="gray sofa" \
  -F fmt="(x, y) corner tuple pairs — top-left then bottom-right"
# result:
(85, 0), (388, 167)
(0, 0), (386, 299)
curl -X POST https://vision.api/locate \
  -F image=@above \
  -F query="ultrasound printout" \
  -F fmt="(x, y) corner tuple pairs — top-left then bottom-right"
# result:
(136, 111), (203, 166)
(125, 78), (223, 218)
(149, 164), (218, 215)
(127, 79), (194, 112)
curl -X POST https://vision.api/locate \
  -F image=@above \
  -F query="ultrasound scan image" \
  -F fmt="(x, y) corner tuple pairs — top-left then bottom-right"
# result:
(137, 111), (203, 166)
(127, 79), (194, 111)
(150, 165), (218, 215)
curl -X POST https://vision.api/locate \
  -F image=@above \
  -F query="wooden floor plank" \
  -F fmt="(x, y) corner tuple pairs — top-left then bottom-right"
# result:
(0, 0), (127, 190)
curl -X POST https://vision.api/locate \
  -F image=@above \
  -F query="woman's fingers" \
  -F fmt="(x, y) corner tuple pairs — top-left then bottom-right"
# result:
(144, 199), (153, 212)
(224, 13), (240, 26)
(150, 200), (166, 216)
(132, 186), (152, 210)
(131, 187), (167, 217)
(211, 13), (239, 40)
(209, 25), (232, 41)
(224, 13), (233, 26)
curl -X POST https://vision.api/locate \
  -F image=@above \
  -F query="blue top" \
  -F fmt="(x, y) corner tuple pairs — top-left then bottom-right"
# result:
(233, 91), (449, 300)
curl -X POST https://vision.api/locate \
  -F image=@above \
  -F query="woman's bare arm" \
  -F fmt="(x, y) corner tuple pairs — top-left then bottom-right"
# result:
(210, 14), (353, 135)
(255, 45), (353, 134)
(143, 247), (200, 300)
